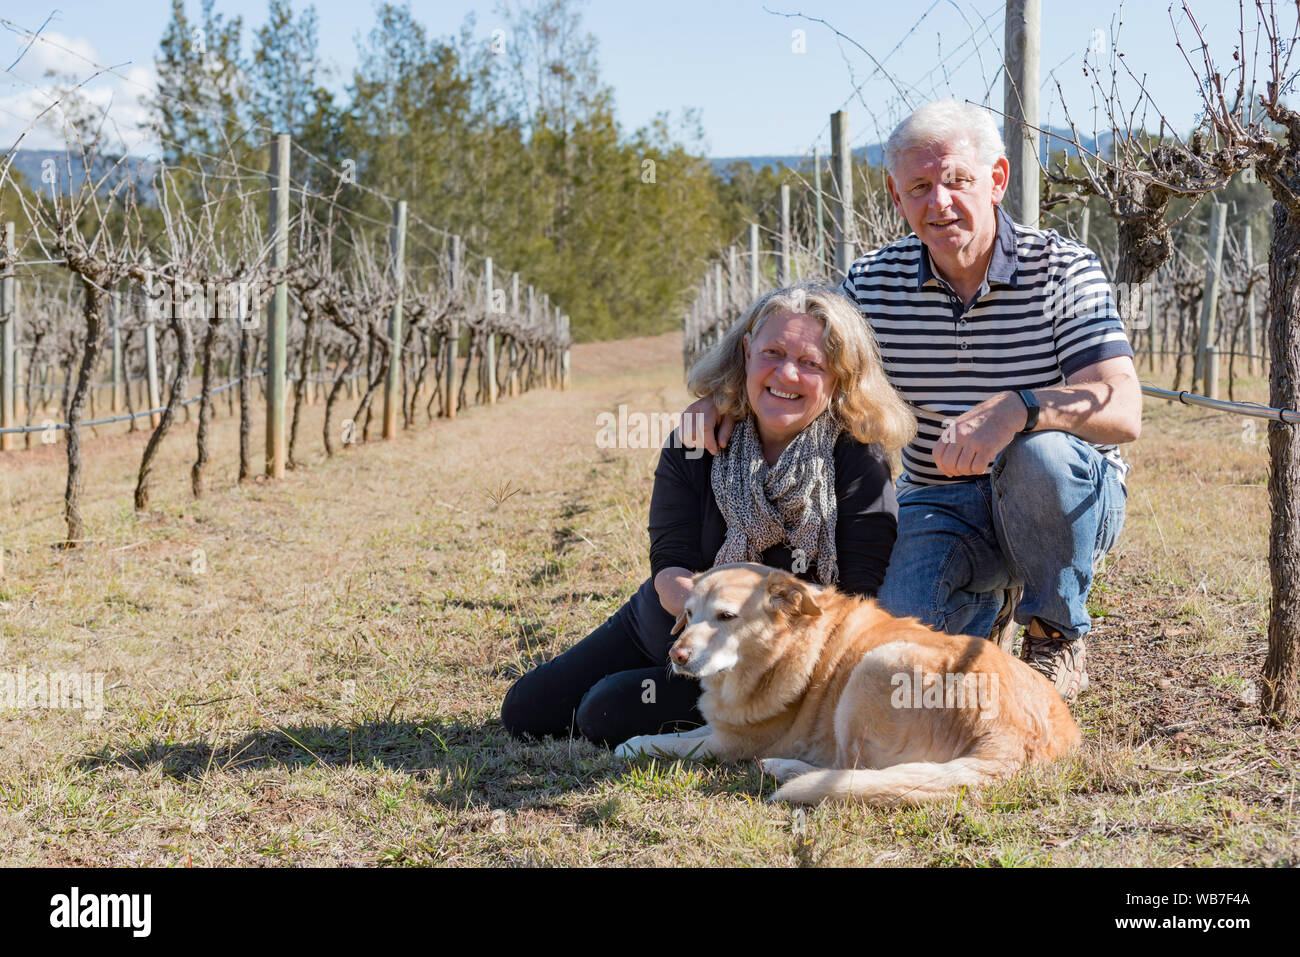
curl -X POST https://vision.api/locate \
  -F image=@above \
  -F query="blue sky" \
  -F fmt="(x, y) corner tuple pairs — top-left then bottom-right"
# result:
(0, 1), (1275, 158)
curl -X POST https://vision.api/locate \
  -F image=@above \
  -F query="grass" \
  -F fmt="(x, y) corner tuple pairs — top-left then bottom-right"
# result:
(0, 335), (1297, 866)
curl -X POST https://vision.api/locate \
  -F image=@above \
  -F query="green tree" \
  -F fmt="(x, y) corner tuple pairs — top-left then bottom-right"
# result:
(151, 0), (249, 163)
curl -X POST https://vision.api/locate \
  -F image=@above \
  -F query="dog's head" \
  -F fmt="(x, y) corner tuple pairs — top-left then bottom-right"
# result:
(667, 563), (823, 679)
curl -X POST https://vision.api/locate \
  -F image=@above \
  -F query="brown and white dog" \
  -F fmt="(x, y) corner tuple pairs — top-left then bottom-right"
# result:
(615, 563), (1080, 805)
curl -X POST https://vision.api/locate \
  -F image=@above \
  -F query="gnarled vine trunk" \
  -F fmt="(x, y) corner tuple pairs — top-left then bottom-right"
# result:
(135, 311), (194, 510)
(63, 277), (108, 546)
(1262, 201), (1300, 724)
(191, 313), (222, 498)
(237, 324), (253, 483)
(323, 335), (361, 457)
(288, 314), (318, 469)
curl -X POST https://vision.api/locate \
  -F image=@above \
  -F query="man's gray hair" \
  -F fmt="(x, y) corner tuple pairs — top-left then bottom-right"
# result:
(884, 100), (1006, 178)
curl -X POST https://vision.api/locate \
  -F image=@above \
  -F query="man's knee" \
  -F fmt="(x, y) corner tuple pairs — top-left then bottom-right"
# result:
(876, 576), (921, 623)
(995, 431), (1091, 486)
(879, 535), (968, 627)
(879, 571), (1000, 637)
(878, 536), (938, 622)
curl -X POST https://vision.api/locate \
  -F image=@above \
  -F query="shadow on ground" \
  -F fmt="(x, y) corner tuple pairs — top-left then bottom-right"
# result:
(73, 718), (643, 809)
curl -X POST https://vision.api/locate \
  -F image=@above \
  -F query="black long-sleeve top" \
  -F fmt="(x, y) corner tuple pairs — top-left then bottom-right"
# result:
(648, 428), (899, 598)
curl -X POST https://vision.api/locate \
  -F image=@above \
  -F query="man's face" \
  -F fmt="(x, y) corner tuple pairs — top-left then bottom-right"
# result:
(886, 141), (1009, 268)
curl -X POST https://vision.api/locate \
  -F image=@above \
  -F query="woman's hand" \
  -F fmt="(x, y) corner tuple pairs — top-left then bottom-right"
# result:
(654, 566), (695, 618)
(680, 396), (736, 455)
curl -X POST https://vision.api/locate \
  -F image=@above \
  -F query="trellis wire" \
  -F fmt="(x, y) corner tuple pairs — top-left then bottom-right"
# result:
(1140, 383), (1300, 425)
(0, 369), (367, 434)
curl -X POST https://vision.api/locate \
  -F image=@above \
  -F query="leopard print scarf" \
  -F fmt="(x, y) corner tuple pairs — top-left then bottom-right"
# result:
(710, 409), (842, 585)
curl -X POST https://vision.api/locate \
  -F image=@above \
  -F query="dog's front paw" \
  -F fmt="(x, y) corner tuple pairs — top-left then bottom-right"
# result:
(614, 736), (647, 760)
(759, 757), (816, 782)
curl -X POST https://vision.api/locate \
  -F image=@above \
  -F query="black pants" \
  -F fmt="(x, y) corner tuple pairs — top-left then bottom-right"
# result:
(500, 577), (704, 748)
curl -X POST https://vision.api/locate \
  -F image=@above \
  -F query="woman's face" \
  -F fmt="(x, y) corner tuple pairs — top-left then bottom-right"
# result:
(744, 310), (836, 448)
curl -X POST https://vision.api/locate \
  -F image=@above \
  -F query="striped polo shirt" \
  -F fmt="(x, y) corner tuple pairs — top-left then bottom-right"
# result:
(840, 206), (1134, 486)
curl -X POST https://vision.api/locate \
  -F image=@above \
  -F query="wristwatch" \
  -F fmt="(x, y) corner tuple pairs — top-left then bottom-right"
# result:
(1016, 390), (1040, 433)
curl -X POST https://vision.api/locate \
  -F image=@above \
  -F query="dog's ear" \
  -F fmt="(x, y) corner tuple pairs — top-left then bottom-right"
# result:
(766, 571), (823, 619)
(670, 611), (688, 635)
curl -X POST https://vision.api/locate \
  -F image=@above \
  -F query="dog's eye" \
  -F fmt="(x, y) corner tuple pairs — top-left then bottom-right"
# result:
(716, 611), (737, 621)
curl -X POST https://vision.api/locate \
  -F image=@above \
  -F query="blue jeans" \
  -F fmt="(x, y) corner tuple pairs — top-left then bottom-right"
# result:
(877, 431), (1128, 642)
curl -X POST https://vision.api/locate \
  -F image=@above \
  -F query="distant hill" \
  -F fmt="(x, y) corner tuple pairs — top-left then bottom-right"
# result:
(709, 126), (1113, 180)
(7, 125), (1115, 198)
(709, 143), (882, 177)
(3, 148), (158, 203)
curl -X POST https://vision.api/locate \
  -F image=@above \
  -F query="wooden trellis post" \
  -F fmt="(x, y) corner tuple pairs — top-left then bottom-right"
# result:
(702, 269), (711, 344)
(831, 111), (855, 281)
(555, 312), (563, 387)
(526, 285), (535, 392)
(266, 132), (291, 478)
(779, 184), (791, 286)
(554, 304), (562, 387)
(1196, 201), (1228, 397)
(682, 310), (690, 368)
(382, 199), (407, 439)
(727, 246), (738, 313)
(484, 257), (497, 405)
(110, 288), (123, 413)
(444, 235), (460, 419)
(13, 345), (22, 425)
(542, 293), (552, 388)
(561, 314), (571, 390)
(142, 257), (162, 429)
(1, 222), (15, 452)
(1003, 0), (1041, 228)
(1245, 226), (1259, 375)
(713, 262), (723, 329)
(548, 298), (559, 387)
(509, 273), (520, 397)
(749, 222), (760, 300)
(813, 147), (826, 275)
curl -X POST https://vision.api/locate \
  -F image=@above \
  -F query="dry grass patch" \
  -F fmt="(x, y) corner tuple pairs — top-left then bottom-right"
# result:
(0, 348), (1296, 866)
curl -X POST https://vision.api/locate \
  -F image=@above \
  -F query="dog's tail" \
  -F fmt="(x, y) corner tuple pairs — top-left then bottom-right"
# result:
(770, 756), (1017, 806)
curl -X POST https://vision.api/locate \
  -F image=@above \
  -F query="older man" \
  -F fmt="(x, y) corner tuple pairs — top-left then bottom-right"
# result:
(684, 100), (1141, 704)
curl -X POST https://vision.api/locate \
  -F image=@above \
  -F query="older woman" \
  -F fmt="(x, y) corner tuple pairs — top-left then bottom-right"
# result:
(500, 283), (915, 747)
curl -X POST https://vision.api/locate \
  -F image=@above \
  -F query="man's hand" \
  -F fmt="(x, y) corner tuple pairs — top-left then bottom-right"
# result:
(932, 357), (1143, 477)
(932, 391), (1027, 477)
(679, 396), (735, 455)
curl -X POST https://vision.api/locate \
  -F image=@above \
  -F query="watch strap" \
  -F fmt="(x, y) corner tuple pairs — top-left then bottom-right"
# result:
(1017, 390), (1039, 433)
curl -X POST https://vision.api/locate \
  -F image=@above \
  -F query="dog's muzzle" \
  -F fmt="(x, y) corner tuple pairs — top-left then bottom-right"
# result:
(668, 641), (695, 675)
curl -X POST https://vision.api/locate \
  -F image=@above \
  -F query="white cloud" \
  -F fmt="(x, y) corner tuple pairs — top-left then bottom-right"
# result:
(7, 29), (100, 79)
(0, 31), (159, 156)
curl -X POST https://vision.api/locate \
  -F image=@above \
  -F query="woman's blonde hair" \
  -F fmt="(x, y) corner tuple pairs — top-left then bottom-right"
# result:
(687, 283), (916, 452)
